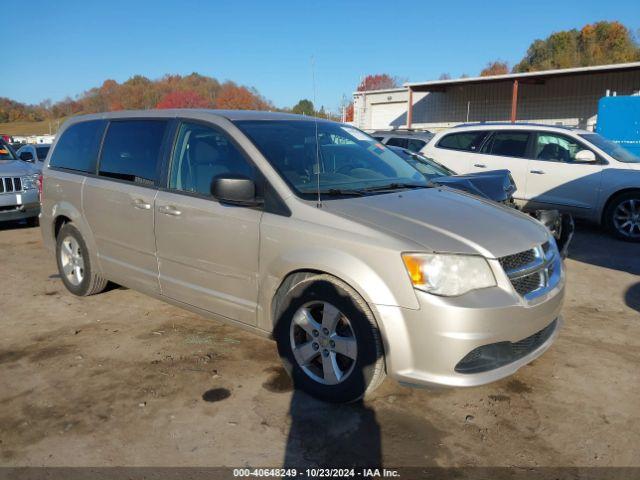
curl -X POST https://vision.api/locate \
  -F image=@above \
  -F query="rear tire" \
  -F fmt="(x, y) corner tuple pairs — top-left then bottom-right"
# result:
(274, 274), (386, 403)
(604, 192), (640, 242)
(56, 223), (108, 296)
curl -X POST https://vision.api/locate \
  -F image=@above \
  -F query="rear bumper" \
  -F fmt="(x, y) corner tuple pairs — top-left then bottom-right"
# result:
(0, 190), (40, 221)
(372, 271), (565, 388)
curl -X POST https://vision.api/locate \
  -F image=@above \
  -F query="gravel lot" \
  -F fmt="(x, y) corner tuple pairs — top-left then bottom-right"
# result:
(0, 221), (638, 468)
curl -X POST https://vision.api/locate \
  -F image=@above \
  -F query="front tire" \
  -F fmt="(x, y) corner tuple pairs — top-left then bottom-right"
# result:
(604, 192), (640, 242)
(274, 274), (386, 403)
(56, 223), (108, 296)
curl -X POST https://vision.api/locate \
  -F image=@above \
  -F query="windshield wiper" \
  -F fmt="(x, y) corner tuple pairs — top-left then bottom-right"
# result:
(361, 183), (429, 192)
(323, 188), (368, 196)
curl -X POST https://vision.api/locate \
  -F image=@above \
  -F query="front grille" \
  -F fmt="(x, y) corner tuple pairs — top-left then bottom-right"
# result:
(499, 249), (536, 272)
(512, 271), (544, 296)
(499, 242), (559, 299)
(0, 177), (23, 194)
(455, 319), (558, 374)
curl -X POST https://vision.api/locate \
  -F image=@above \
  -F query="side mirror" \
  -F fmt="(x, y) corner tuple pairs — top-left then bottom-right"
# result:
(20, 151), (34, 162)
(211, 175), (261, 206)
(575, 149), (596, 163)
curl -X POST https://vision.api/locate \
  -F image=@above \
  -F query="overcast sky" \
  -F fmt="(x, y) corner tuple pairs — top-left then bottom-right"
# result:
(3, 0), (639, 113)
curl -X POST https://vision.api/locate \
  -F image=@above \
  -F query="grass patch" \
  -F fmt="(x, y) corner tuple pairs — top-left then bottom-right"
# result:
(0, 118), (68, 136)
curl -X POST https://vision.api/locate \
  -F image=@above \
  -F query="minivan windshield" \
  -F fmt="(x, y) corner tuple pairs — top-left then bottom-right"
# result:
(234, 120), (428, 198)
(579, 133), (640, 163)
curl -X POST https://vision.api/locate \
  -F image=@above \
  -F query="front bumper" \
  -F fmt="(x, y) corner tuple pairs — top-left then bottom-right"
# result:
(372, 270), (565, 388)
(0, 190), (40, 221)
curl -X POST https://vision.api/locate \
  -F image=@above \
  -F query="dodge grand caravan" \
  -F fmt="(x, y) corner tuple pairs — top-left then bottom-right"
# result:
(41, 110), (565, 403)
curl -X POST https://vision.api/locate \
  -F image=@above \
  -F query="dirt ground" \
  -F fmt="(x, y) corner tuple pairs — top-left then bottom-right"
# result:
(0, 221), (638, 468)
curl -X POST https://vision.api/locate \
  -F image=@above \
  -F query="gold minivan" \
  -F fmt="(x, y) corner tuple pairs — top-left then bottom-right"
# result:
(41, 110), (564, 402)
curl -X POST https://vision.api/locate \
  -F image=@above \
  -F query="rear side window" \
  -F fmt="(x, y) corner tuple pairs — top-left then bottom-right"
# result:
(406, 139), (426, 152)
(483, 131), (530, 158)
(49, 120), (106, 172)
(99, 120), (168, 186)
(386, 137), (409, 148)
(437, 131), (488, 152)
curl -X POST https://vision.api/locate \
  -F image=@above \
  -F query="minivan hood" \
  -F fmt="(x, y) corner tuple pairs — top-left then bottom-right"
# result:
(322, 187), (548, 258)
(0, 160), (37, 177)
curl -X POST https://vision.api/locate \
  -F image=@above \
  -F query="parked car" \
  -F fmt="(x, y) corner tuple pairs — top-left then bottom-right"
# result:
(371, 129), (434, 153)
(16, 143), (51, 171)
(0, 138), (41, 226)
(389, 146), (574, 257)
(422, 123), (640, 241)
(41, 111), (564, 403)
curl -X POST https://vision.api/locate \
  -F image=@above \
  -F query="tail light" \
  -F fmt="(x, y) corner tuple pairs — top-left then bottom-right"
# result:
(38, 174), (43, 202)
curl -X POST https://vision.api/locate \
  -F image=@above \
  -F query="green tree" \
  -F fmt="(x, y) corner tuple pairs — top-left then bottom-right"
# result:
(292, 99), (315, 116)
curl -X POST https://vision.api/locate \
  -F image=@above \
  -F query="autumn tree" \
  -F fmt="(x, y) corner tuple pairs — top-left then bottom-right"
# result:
(156, 90), (210, 109)
(357, 74), (399, 91)
(291, 99), (314, 115)
(343, 103), (354, 122)
(215, 82), (272, 110)
(480, 61), (509, 76)
(514, 21), (640, 72)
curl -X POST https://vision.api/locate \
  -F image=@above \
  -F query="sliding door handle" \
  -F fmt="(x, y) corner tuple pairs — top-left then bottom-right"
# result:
(474, 163), (486, 168)
(530, 170), (545, 175)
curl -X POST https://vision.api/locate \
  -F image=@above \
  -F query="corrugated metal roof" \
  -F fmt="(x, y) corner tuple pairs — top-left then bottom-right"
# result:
(404, 62), (640, 90)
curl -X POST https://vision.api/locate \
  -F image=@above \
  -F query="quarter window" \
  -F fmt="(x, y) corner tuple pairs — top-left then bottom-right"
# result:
(535, 133), (589, 163)
(99, 120), (168, 185)
(483, 132), (530, 158)
(49, 120), (106, 172)
(169, 122), (255, 197)
(437, 131), (488, 152)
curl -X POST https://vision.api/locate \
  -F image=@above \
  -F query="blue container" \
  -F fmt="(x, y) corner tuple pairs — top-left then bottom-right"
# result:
(596, 96), (640, 156)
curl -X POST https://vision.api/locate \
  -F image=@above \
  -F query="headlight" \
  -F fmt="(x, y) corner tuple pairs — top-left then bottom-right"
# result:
(402, 253), (496, 296)
(21, 173), (40, 190)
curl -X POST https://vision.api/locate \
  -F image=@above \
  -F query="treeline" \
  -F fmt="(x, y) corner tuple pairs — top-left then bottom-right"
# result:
(0, 73), (273, 123)
(480, 21), (639, 77)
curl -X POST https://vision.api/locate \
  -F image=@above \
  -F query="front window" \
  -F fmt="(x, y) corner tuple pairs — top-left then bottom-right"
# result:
(579, 133), (640, 163)
(0, 140), (17, 160)
(169, 122), (255, 197)
(535, 133), (587, 163)
(234, 120), (427, 198)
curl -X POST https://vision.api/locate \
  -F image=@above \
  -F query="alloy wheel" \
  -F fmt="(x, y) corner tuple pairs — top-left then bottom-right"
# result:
(59, 236), (85, 286)
(289, 301), (358, 385)
(613, 198), (640, 239)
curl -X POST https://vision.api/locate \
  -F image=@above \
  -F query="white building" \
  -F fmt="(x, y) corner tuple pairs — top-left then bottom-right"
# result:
(353, 62), (640, 132)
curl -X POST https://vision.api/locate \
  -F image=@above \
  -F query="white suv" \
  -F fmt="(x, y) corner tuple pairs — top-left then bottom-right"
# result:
(423, 123), (640, 241)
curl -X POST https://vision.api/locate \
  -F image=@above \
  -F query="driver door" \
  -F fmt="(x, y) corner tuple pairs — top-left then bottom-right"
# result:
(524, 131), (603, 215)
(155, 121), (262, 325)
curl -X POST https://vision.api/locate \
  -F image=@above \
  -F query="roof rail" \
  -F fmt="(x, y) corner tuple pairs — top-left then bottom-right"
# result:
(452, 121), (577, 130)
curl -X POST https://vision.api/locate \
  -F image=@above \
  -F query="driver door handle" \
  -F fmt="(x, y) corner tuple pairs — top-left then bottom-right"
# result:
(158, 205), (182, 216)
(132, 198), (151, 210)
(474, 163), (486, 168)
(530, 169), (545, 174)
